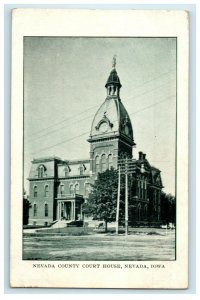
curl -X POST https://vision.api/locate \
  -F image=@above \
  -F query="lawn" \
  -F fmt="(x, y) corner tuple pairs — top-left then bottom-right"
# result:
(23, 227), (175, 261)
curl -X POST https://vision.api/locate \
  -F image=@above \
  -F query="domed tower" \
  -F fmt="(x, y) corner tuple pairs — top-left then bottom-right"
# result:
(88, 57), (136, 175)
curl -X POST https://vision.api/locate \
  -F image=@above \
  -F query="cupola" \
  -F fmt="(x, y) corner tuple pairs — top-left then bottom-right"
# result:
(105, 55), (121, 97)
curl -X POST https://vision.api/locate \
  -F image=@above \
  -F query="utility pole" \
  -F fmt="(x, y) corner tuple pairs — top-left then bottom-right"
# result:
(118, 157), (137, 236)
(125, 157), (128, 235)
(116, 165), (120, 234)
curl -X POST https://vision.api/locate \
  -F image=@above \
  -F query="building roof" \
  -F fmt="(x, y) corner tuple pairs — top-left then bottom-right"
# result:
(31, 156), (63, 163)
(89, 67), (134, 144)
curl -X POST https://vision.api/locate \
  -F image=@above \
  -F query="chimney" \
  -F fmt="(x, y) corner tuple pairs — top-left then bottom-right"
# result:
(139, 152), (146, 160)
(139, 151), (143, 160)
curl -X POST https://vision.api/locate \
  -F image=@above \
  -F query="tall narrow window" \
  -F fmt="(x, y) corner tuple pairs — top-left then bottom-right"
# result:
(154, 190), (157, 205)
(141, 180), (144, 199)
(69, 184), (74, 195)
(95, 156), (100, 173)
(137, 204), (141, 221)
(108, 154), (113, 170)
(137, 180), (140, 199)
(34, 186), (37, 197)
(44, 185), (49, 197)
(44, 203), (48, 217)
(60, 184), (64, 196)
(85, 183), (90, 197)
(74, 184), (79, 194)
(144, 179), (147, 189)
(154, 190), (157, 211)
(144, 179), (147, 199)
(33, 203), (37, 217)
(101, 154), (106, 172)
(144, 204), (148, 220)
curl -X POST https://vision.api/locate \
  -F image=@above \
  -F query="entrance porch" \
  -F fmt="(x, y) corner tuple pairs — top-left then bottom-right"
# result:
(56, 194), (84, 221)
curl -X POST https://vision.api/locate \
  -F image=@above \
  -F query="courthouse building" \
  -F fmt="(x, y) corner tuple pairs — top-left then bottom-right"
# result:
(28, 60), (163, 227)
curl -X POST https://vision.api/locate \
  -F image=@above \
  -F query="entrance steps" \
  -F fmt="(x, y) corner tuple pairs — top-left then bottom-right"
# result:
(51, 220), (72, 229)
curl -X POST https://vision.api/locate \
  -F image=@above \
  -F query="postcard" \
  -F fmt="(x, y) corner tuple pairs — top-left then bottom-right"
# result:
(10, 9), (189, 288)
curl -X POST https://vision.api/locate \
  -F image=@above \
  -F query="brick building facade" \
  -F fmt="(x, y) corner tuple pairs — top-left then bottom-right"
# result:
(28, 61), (163, 226)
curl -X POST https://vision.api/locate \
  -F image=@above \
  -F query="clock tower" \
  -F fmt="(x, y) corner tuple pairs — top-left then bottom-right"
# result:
(88, 57), (136, 175)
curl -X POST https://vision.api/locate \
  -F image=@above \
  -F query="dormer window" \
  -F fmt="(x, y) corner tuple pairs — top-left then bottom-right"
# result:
(80, 165), (84, 175)
(38, 165), (45, 178)
(64, 166), (70, 177)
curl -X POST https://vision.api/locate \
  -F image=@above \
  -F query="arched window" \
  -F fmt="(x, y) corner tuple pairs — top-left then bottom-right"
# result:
(123, 153), (127, 159)
(33, 186), (37, 197)
(74, 183), (79, 194)
(121, 152), (124, 159)
(60, 184), (64, 196)
(137, 180), (140, 199)
(154, 190), (157, 212)
(141, 180), (144, 199)
(101, 154), (106, 172)
(108, 154), (113, 170)
(95, 156), (100, 173)
(154, 190), (157, 205)
(144, 179), (147, 199)
(85, 183), (90, 197)
(44, 185), (49, 197)
(141, 180), (143, 188)
(69, 184), (74, 195)
(44, 203), (48, 217)
(38, 165), (45, 178)
(33, 203), (37, 217)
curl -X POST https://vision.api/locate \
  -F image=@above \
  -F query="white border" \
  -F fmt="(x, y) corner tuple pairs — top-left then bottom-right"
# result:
(10, 9), (189, 289)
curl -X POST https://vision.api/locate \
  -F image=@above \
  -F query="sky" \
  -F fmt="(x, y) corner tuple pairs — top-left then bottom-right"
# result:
(24, 37), (176, 194)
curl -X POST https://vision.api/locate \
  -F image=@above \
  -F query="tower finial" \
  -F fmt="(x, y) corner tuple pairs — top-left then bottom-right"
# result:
(112, 55), (117, 69)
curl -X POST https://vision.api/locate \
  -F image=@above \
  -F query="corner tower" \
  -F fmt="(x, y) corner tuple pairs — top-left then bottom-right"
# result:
(88, 57), (136, 175)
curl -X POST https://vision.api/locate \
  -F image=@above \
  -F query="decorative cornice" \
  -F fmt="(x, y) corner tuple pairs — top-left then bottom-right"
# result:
(58, 175), (91, 180)
(88, 133), (135, 146)
(28, 175), (91, 181)
(28, 177), (56, 181)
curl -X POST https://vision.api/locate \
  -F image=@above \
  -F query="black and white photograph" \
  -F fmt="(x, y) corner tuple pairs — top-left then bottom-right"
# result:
(10, 9), (188, 288)
(23, 36), (176, 261)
